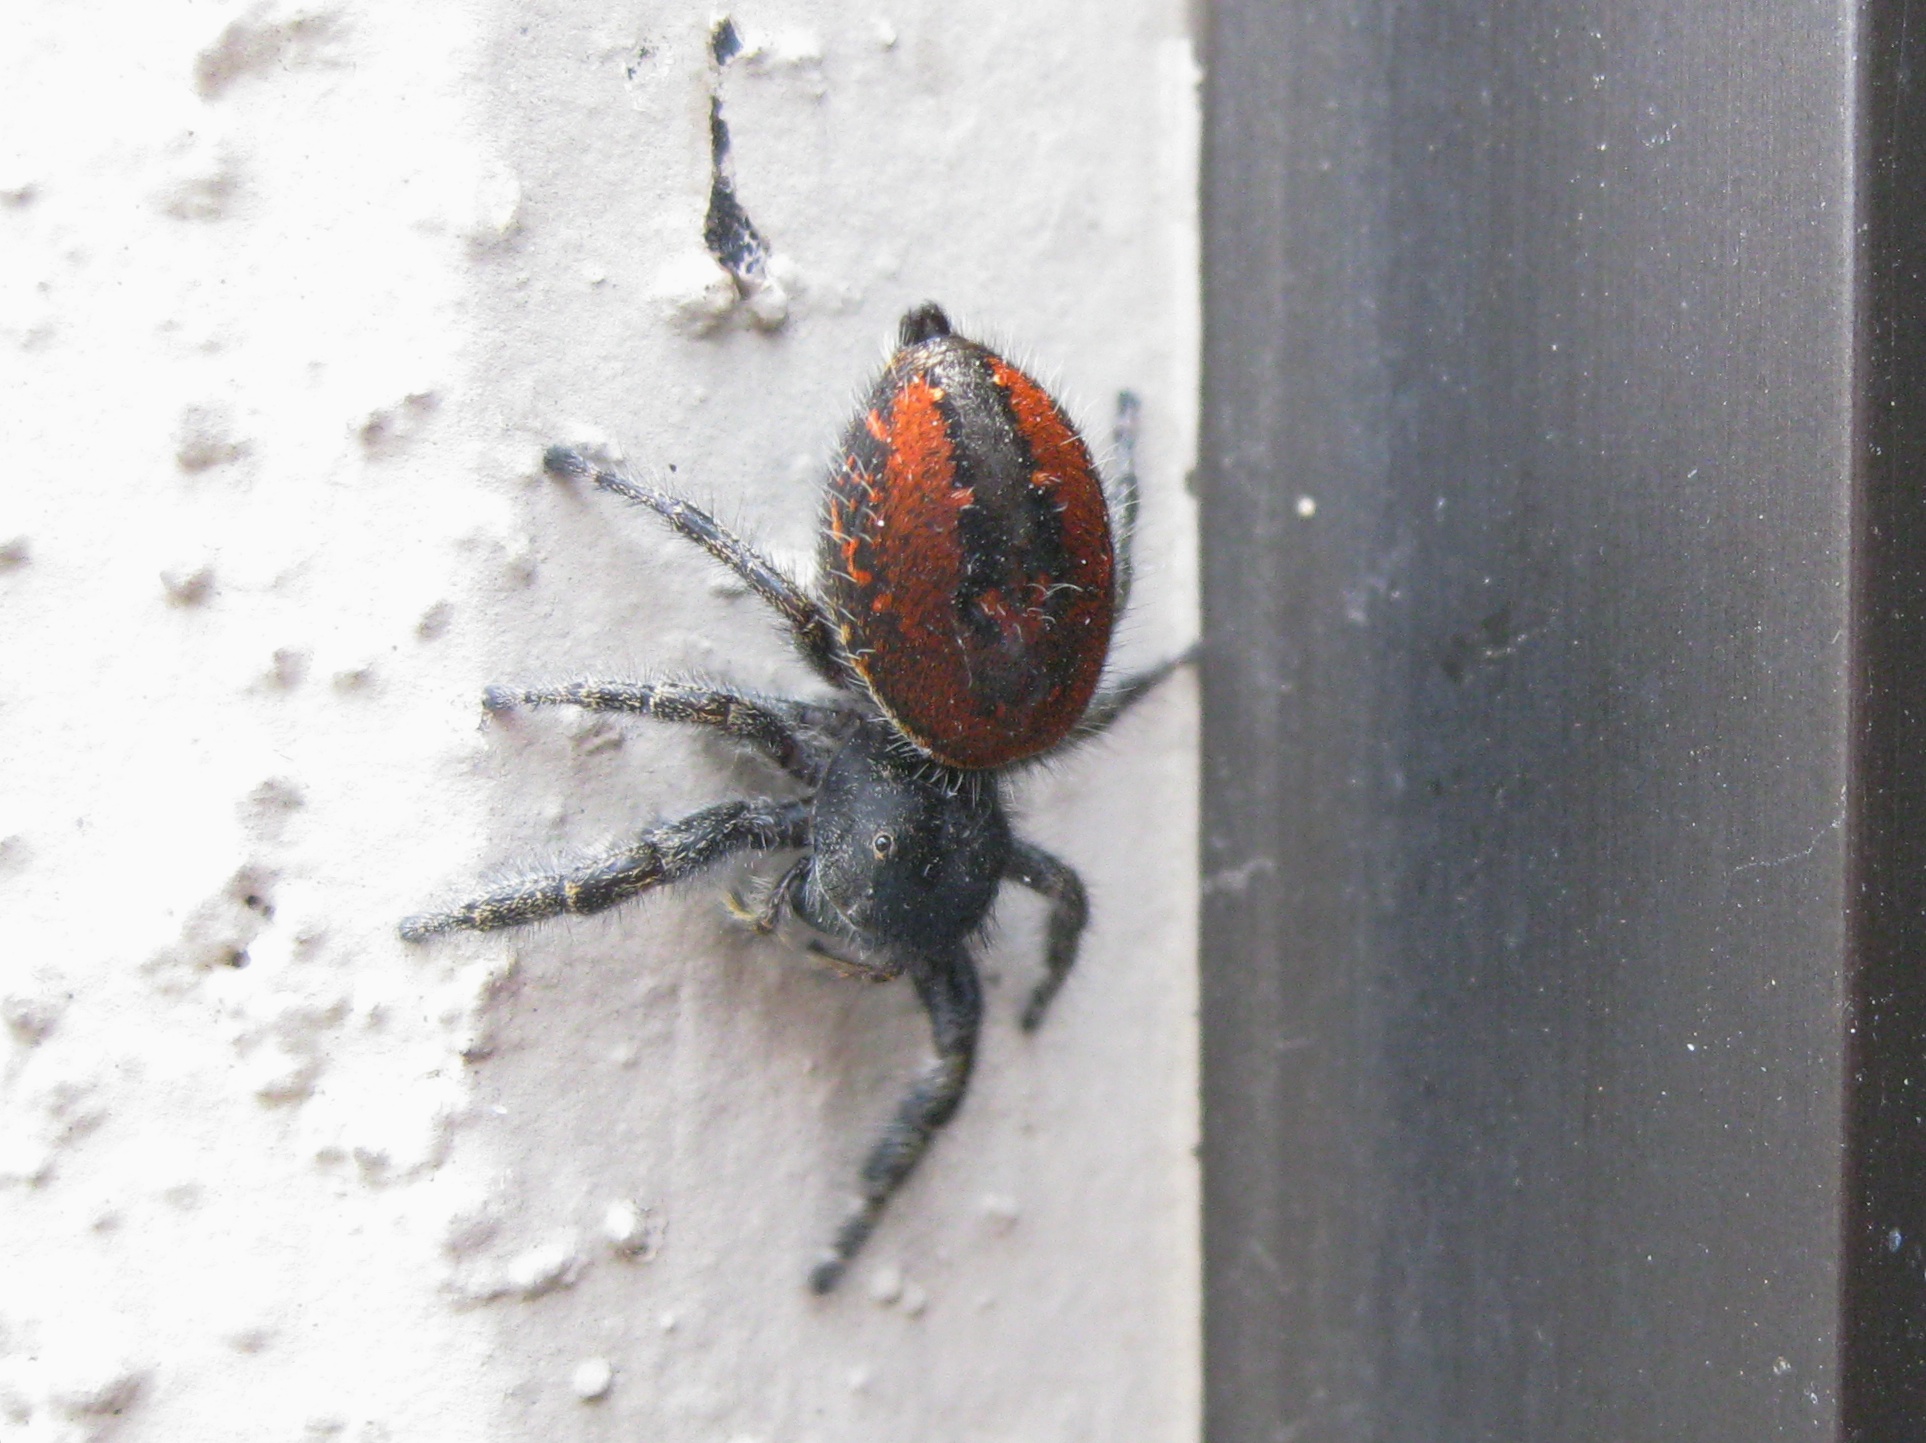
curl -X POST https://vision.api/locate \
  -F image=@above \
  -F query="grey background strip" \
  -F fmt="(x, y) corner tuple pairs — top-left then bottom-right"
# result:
(1198, 0), (1920, 1436)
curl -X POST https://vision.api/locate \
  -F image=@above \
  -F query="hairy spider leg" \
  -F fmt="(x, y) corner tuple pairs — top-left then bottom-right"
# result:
(1074, 644), (1200, 743)
(810, 946), (982, 1293)
(726, 852), (812, 934)
(398, 798), (809, 940)
(1002, 840), (1091, 1032)
(485, 678), (847, 784)
(724, 853), (907, 984)
(1109, 389), (1142, 621)
(543, 446), (851, 687)
(803, 939), (906, 983)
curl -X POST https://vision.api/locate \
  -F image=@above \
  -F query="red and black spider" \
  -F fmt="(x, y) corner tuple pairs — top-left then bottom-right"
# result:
(401, 303), (1186, 1291)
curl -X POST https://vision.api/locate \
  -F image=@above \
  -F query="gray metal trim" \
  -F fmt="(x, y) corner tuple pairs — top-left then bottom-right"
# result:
(1842, 4), (1926, 1437)
(1199, 0), (1911, 1435)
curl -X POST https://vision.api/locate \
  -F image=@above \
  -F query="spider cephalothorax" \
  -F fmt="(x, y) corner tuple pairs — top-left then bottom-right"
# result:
(401, 303), (1184, 1291)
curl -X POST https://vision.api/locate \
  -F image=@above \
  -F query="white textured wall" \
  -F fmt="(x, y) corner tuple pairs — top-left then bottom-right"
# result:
(0, 3), (1199, 1439)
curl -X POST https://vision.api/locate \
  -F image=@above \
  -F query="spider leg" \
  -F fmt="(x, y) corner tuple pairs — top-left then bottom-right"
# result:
(1074, 643), (1199, 741)
(544, 446), (850, 687)
(725, 853), (812, 934)
(485, 679), (844, 784)
(723, 859), (901, 985)
(1003, 840), (1090, 1031)
(1109, 389), (1142, 619)
(398, 798), (809, 940)
(1076, 389), (1196, 744)
(805, 939), (906, 983)
(727, 860), (903, 981)
(810, 947), (980, 1293)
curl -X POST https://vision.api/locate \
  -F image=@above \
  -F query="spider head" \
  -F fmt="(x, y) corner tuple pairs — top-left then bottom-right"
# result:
(809, 724), (1010, 953)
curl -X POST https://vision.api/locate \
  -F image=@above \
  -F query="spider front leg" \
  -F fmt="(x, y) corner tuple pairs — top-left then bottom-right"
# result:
(804, 940), (906, 984)
(1003, 841), (1089, 1031)
(811, 947), (981, 1293)
(485, 679), (845, 784)
(726, 858), (905, 983)
(399, 798), (809, 940)
(726, 853), (812, 935)
(543, 446), (851, 688)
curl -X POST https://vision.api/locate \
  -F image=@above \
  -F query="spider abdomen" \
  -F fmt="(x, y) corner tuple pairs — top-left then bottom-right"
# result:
(820, 305), (1116, 770)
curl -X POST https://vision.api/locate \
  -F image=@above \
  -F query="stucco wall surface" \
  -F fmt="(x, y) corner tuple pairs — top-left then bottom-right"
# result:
(0, 3), (1199, 1439)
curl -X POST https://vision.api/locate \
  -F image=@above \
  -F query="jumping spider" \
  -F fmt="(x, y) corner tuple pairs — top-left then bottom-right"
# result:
(401, 303), (1185, 1291)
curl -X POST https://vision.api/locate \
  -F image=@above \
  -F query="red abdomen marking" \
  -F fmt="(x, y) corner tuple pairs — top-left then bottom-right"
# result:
(821, 327), (1116, 769)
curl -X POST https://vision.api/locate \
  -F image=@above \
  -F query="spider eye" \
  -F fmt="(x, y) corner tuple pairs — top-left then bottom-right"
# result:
(871, 829), (896, 860)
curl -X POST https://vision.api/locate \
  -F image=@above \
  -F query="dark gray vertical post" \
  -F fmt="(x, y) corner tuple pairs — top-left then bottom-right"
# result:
(1199, 0), (1919, 1436)
(1843, 4), (1926, 1439)
(1200, 1), (1387, 1433)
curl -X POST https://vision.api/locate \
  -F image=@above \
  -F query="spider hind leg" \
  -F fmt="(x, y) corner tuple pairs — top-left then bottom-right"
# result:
(809, 947), (980, 1292)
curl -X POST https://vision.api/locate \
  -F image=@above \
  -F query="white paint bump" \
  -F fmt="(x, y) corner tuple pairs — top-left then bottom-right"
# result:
(267, 648), (310, 689)
(603, 1198), (662, 1260)
(415, 601), (454, 640)
(357, 392), (441, 458)
(174, 405), (252, 473)
(978, 1192), (1021, 1232)
(160, 563), (216, 607)
(504, 1237), (582, 1297)
(245, 1039), (320, 1104)
(569, 1356), (613, 1401)
(466, 159), (522, 243)
(194, 4), (348, 100)
(145, 865), (276, 984)
(0, 1353), (150, 1441)
(2, 977), (64, 1046)
(452, 1232), (586, 1304)
(653, 252), (740, 336)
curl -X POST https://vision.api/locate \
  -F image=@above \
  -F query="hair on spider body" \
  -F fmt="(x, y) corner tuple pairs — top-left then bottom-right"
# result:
(403, 303), (1185, 1293)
